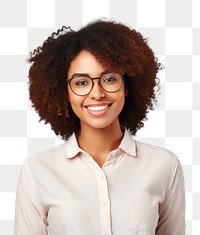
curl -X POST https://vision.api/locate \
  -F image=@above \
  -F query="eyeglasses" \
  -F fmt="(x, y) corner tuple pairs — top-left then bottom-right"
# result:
(66, 71), (124, 96)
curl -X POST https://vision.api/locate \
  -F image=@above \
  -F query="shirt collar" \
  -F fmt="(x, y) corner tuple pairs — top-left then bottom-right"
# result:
(64, 133), (83, 159)
(64, 129), (137, 159)
(118, 129), (137, 157)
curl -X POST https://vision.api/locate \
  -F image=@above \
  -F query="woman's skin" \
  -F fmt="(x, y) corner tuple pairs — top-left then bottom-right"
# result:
(67, 50), (126, 167)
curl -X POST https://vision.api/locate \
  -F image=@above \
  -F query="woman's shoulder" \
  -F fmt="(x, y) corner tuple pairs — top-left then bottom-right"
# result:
(124, 130), (179, 165)
(134, 139), (181, 168)
(25, 142), (67, 166)
(18, 143), (68, 182)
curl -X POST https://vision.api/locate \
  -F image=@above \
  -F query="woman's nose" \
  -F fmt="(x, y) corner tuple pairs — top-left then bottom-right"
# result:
(89, 80), (105, 99)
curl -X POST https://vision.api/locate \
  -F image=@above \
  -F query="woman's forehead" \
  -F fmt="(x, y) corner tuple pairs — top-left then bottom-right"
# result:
(68, 50), (108, 78)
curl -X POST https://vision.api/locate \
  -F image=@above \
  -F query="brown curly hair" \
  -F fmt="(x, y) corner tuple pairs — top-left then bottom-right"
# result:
(28, 20), (162, 140)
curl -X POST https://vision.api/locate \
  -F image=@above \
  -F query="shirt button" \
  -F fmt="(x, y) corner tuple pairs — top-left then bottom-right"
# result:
(102, 202), (108, 206)
(100, 176), (104, 180)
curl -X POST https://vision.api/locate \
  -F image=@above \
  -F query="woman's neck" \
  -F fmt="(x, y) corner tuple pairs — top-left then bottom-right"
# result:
(77, 122), (123, 167)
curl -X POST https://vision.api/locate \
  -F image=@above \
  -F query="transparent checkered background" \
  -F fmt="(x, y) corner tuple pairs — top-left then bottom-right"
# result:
(0, 0), (199, 234)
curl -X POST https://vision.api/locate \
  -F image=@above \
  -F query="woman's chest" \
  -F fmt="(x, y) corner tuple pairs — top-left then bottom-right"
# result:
(38, 168), (162, 235)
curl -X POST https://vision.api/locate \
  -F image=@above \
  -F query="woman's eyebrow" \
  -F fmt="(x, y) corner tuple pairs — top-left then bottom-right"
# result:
(100, 70), (111, 76)
(71, 73), (89, 78)
(71, 70), (110, 78)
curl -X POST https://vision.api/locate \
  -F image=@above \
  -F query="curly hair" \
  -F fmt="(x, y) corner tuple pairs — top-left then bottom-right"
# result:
(28, 20), (162, 140)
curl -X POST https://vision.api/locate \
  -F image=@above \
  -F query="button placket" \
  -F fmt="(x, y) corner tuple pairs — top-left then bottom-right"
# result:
(98, 171), (112, 235)
(81, 155), (112, 234)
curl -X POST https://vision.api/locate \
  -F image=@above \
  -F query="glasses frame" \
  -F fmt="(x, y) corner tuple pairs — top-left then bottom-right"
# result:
(66, 71), (124, 96)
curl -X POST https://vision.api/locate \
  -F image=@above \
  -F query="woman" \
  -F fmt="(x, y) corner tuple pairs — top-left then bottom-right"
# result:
(15, 20), (185, 235)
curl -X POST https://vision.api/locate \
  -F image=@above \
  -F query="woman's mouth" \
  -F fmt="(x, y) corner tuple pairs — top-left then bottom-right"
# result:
(87, 105), (109, 111)
(84, 103), (112, 115)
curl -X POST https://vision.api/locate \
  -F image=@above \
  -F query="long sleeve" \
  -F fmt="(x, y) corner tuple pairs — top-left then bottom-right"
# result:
(15, 161), (48, 235)
(156, 158), (185, 235)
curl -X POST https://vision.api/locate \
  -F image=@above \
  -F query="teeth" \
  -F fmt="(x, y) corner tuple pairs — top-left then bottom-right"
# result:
(87, 105), (108, 111)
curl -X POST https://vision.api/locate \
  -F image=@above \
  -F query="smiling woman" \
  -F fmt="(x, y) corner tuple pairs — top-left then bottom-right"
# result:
(67, 50), (126, 144)
(15, 20), (185, 235)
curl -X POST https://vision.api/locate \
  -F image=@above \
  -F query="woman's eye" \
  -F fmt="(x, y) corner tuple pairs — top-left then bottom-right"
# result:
(103, 77), (117, 83)
(74, 80), (89, 86)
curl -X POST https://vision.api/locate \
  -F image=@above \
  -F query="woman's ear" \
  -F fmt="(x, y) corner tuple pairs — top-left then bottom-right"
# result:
(65, 101), (71, 118)
(125, 88), (128, 96)
(124, 78), (129, 96)
(67, 94), (71, 102)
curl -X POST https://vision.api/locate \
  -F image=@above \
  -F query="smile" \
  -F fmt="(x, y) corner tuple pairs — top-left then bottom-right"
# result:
(87, 105), (109, 111)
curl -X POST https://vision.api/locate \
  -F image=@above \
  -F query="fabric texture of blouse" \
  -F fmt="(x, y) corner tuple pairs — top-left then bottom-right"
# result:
(15, 130), (185, 235)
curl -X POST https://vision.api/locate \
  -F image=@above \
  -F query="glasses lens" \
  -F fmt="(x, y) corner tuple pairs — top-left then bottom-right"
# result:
(100, 73), (123, 92)
(70, 76), (92, 95)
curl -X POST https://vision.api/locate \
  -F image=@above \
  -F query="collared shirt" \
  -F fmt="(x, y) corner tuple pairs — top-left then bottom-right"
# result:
(15, 130), (185, 235)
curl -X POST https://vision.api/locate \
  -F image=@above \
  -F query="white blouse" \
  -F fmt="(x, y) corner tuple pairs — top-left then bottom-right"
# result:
(15, 130), (185, 235)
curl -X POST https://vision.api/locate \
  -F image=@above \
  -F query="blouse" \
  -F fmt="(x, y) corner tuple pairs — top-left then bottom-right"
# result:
(15, 129), (185, 235)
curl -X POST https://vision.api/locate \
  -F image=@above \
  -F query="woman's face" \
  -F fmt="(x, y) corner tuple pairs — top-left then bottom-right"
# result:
(67, 50), (126, 131)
